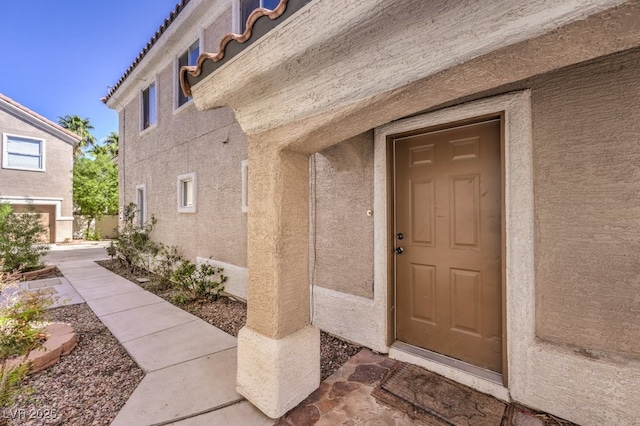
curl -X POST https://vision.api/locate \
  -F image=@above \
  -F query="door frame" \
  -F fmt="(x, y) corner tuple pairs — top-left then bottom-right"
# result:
(373, 91), (535, 401)
(390, 113), (507, 380)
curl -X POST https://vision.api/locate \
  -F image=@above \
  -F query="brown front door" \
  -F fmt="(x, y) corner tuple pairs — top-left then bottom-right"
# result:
(394, 119), (502, 372)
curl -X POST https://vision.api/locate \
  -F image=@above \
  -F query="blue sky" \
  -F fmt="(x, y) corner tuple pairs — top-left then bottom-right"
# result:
(0, 0), (182, 143)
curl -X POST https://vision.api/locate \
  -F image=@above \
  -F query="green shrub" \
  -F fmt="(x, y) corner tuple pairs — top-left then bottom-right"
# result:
(0, 267), (51, 405)
(155, 244), (183, 289)
(171, 260), (226, 302)
(0, 204), (50, 272)
(85, 227), (101, 241)
(106, 241), (116, 259)
(111, 203), (159, 274)
(0, 287), (51, 359)
(0, 362), (29, 405)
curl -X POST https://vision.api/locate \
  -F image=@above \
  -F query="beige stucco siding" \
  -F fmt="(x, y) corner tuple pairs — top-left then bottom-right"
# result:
(532, 49), (640, 358)
(0, 108), (74, 242)
(311, 132), (375, 298)
(119, 10), (247, 266)
(0, 111), (73, 210)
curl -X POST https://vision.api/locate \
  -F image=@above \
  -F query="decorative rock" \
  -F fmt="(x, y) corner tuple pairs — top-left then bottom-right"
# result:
(3, 322), (77, 375)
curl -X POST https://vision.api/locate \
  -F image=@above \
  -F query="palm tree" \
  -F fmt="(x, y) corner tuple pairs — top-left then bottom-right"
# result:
(91, 132), (119, 159)
(58, 115), (97, 158)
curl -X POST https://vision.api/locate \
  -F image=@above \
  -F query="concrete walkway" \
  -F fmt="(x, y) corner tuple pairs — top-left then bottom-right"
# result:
(46, 244), (272, 426)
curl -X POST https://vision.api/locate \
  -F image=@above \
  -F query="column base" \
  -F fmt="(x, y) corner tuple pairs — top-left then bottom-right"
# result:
(236, 324), (320, 419)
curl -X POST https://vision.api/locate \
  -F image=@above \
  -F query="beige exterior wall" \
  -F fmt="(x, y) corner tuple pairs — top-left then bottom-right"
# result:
(532, 48), (640, 357)
(311, 132), (375, 299)
(117, 9), (248, 267)
(0, 107), (74, 242)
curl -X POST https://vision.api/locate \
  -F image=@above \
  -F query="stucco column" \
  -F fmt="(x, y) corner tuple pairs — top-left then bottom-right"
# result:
(236, 139), (320, 419)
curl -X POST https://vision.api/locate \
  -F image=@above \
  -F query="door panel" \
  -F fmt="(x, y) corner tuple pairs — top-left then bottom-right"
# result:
(395, 120), (502, 372)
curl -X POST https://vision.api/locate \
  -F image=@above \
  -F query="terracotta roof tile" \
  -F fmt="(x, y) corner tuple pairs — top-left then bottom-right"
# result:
(180, 0), (290, 97)
(102, 0), (191, 103)
(0, 93), (81, 142)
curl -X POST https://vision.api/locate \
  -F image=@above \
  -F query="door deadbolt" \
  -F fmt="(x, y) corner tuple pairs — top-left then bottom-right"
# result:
(395, 247), (404, 254)
(396, 233), (403, 240)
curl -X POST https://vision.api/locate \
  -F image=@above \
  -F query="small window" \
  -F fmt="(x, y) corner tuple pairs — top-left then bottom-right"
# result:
(177, 40), (200, 108)
(241, 160), (248, 213)
(239, 0), (280, 33)
(2, 134), (45, 171)
(177, 173), (197, 213)
(142, 82), (156, 130)
(136, 184), (147, 227)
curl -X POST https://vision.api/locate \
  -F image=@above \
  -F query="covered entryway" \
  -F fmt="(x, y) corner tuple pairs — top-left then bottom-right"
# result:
(182, 0), (640, 419)
(394, 119), (502, 373)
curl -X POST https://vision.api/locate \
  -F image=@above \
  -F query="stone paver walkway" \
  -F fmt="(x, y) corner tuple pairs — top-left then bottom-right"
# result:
(46, 244), (272, 426)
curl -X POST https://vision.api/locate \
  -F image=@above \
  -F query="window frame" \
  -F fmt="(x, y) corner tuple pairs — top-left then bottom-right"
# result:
(135, 183), (147, 228)
(2, 133), (46, 172)
(177, 172), (197, 213)
(234, 0), (281, 34)
(141, 80), (157, 132)
(175, 39), (202, 111)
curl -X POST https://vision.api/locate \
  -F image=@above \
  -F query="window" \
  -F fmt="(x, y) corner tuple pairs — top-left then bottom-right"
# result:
(136, 184), (147, 227)
(177, 173), (197, 213)
(2, 134), (45, 171)
(241, 160), (248, 213)
(142, 82), (156, 130)
(239, 0), (280, 33)
(177, 40), (200, 108)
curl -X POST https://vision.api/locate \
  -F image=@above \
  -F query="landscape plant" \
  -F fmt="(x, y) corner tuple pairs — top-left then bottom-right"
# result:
(72, 153), (118, 239)
(170, 260), (227, 304)
(0, 265), (52, 404)
(111, 203), (159, 274)
(0, 204), (50, 273)
(108, 204), (226, 302)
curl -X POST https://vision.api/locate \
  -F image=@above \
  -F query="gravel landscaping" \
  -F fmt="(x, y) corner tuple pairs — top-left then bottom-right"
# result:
(3, 304), (143, 426)
(0, 258), (362, 425)
(96, 259), (362, 380)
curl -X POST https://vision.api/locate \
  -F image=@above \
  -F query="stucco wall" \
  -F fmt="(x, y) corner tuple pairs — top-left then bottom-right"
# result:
(0, 111), (74, 216)
(119, 10), (248, 267)
(0, 108), (74, 242)
(532, 49), (640, 358)
(311, 132), (375, 298)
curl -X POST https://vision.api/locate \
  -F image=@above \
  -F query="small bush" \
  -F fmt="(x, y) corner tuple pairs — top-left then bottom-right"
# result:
(85, 227), (101, 241)
(106, 241), (116, 259)
(0, 266), (51, 404)
(0, 204), (50, 273)
(155, 244), (183, 289)
(0, 362), (29, 405)
(171, 260), (226, 302)
(111, 203), (159, 274)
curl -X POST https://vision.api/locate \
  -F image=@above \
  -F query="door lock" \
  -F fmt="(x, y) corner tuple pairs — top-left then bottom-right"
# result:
(396, 233), (404, 240)
(395, 247), (404, 254)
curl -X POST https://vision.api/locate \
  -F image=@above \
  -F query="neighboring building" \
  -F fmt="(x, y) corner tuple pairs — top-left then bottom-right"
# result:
(0, 93), (79, 242)
(105, 0), (640, 424)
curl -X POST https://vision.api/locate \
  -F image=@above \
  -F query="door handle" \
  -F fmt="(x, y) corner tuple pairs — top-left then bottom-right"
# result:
(395, 247), (404, 254)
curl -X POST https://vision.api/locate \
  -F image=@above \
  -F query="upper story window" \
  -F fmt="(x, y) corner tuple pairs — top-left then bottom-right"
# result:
(2, 133), (45, 172)
(240, 0), (280, 33)
(142, 82), (156, 130)
(177, 40), (200, 108)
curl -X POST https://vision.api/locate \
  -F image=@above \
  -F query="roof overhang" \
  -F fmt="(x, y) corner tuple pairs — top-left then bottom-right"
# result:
(185, 0), (639, 151)
(0, 95), (81, 146)
(104, 0), (229, 110)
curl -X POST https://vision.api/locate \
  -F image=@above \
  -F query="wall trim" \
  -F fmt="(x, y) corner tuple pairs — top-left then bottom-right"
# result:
(197, 257), (247, 301)
(374, 91), (534, 400)
(0, 195), (72, 221)
(374, 90), (639, 425)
